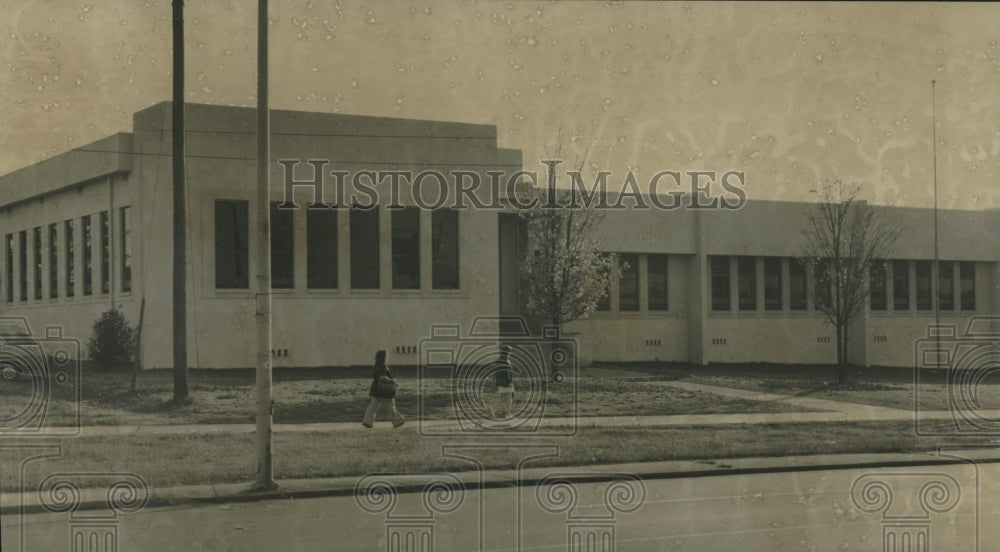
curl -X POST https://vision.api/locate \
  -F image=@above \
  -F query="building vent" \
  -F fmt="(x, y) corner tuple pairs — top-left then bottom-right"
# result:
(873, 335), (887, 343)
(644, 339), (662, 347)
(394, 345), (417, 355)
(817, 336), (831, 343)
(270, 348), (289, 358)
(711, 338), (727, 345)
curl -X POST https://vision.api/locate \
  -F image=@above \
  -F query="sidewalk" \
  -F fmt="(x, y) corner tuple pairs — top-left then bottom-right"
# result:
(5, 449), (1000, 515)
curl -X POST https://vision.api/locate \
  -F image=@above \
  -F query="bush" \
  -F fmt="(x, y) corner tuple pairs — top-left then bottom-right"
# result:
(88, 308), (137, 371)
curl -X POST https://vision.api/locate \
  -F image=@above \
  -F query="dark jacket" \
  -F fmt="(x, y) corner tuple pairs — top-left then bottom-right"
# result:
(369, 364), (397, 399)
(494, 357), (512, 388)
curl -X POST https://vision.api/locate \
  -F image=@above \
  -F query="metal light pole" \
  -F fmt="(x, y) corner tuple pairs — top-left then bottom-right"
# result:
(171, 0), (189, 402)
(931, 80), (941, 363)
(252, 0), (277, 492)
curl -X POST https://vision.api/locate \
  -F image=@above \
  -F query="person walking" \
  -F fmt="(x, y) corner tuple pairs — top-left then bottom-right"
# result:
(362, 350), (405, 428)
(492, 345), (514, 419)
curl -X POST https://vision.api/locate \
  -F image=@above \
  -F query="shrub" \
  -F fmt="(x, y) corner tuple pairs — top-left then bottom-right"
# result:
(88, 308), (137, 371)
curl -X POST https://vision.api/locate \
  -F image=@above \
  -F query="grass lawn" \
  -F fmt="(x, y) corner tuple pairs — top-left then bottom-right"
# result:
(625, 362), (1000, 413)
(2, 366), (815, 428)
(1, 420), (988, 492)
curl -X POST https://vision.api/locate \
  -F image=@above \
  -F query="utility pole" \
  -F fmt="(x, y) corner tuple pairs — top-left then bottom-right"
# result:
(252, 0), (277, 492)
(171, 0), (189, 402)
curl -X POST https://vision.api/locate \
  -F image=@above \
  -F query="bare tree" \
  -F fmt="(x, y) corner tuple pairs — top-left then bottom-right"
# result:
(800, 181), (902, 383)
(517, 143), (616, 344)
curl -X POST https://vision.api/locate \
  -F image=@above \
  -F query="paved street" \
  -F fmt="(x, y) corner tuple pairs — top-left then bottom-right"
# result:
(3, 460), (988, 551)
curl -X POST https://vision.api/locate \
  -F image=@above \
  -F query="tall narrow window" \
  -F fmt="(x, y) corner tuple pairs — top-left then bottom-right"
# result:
(214, 200), (249, 289)
(48, 223), (58, 299)
(120, 207), (132, 293)
(915, 261), (932, 310)
(65, 220), (75, 298)
(710, 256), (730, 311)
(82, 216), (93, 296)
(270, 202), (294, 289)
(350, 206), (379, 289)
(391, 208), (420, 289)
(618, 253), (639, 311)
(596, 261), (611, 311)
(938, 261), (954, 311)
(738, 256), (756, 311)
(306, 208), (337, 289)
(960, 262), (975, 311)
(789, 258), (807, 310)
(870, 260), (887, 311)
(19, 230), (27, 301)
(99, 211), (110, 294)
(647, 254), (668, 311)
(815, 259), (832, 310)
(4, 234), (12, 303)
(892, 260), (909, 311)
(764, 257), (782, 311)
(431, 209), (459, 289)
(32, 227), (42, 300)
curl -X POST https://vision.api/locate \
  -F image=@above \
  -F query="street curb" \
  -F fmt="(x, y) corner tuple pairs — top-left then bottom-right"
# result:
(6, 449), (1000, 516)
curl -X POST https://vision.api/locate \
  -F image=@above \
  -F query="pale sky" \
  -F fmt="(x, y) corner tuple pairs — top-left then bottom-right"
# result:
(2, 1), (999, 210)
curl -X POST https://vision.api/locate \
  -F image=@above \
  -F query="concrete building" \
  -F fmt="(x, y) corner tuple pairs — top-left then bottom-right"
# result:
(0, 102), (996, 369)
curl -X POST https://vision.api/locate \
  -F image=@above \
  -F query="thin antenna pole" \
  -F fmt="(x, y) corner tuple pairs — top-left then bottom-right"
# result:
(932, 80), (941, 343)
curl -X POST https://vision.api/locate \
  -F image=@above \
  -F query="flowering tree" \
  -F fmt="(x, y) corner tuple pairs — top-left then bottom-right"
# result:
(800, 181), (901, 384)
(517, 148), (617, 335)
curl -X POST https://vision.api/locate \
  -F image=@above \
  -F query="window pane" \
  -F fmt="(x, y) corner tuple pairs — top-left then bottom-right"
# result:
(33, 227), (42, 300)
(100, 211), (110, 294)
(711, 256), (730, 311)
(431, 209), (459, 289)
(619, 253), (639, 311)
(214, 200), (249, 289)
(350, 206), (379, 289)
(764, 257), (781, 310)
(270, 202), (294, 289)
(938, 261), (954, 311)
(870, 260), (887, 311)
(738, 256), (756, 311)
(892, 260), (909, 311)
(915, 261), (932, 310)
(5, 234), (13, 303)
(306, 208), (337, 289)
(48, 224), (58, 299)
(960, 261), (975, 310)
(120, 207), (132, 293)
(647, 254), (668, 311)
(19, 230), (28, 301)
(82, 216), (93, 296)
(65, 220), (75, 298)
(789, 258), (807, 310)
(391, 208), (420, 289)
(596, 260), (611, 311)
(815, 259), (832, 310)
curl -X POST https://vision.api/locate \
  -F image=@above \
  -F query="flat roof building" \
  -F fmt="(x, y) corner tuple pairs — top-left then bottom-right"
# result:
(0, 102), (996, 369)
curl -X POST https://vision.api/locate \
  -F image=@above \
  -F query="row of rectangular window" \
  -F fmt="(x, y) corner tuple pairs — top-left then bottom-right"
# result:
(710, 256), (976, 313)
(595, 253), (669, 312)
(215, 201), (460, 291)
(3, 207), (132, 303)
